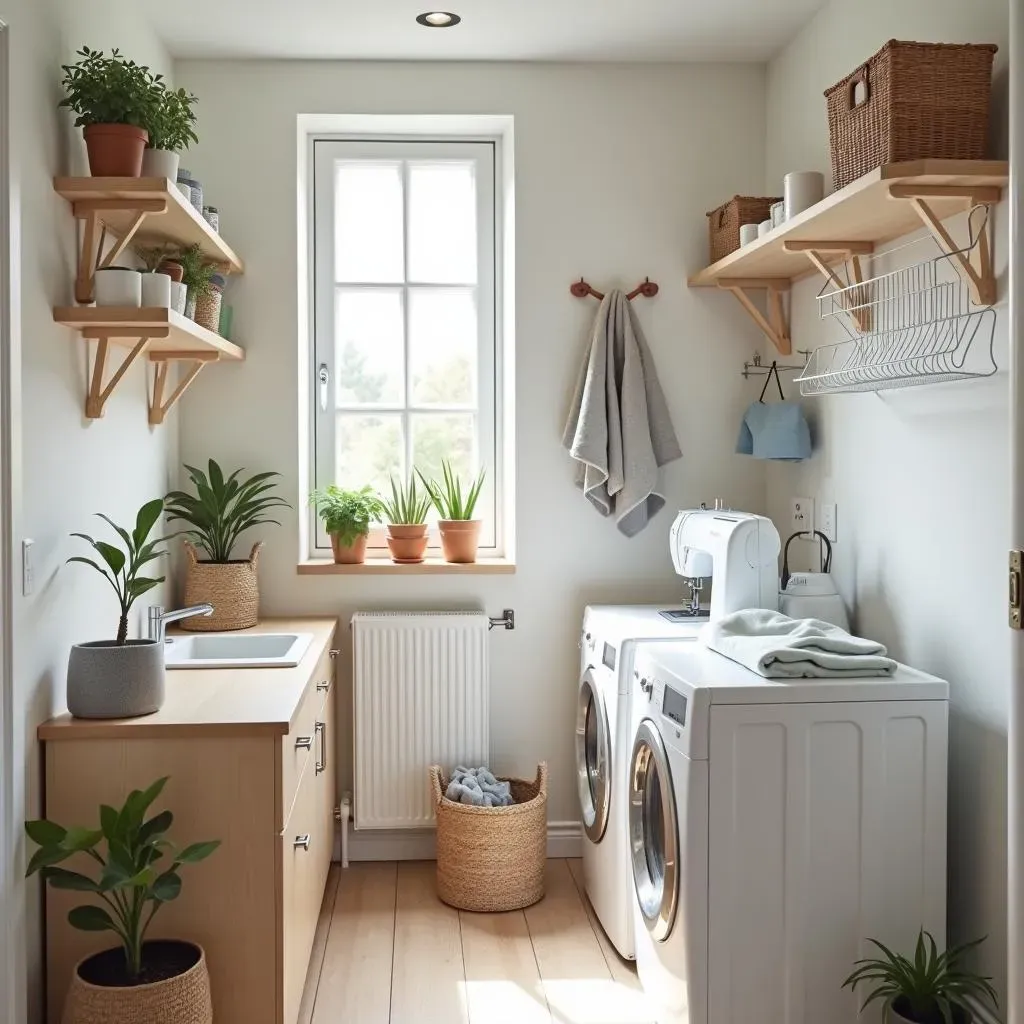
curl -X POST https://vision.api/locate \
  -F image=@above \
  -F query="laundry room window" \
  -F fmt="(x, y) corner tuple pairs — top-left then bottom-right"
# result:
(309, 137), (504, 556)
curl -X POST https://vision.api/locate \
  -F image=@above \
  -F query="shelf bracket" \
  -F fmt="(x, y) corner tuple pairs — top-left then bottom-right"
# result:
(718, 279), (792, 355)
(148, 352), (219, 426)
(783, 240), (875, 332)
(83, 335), (150, 419)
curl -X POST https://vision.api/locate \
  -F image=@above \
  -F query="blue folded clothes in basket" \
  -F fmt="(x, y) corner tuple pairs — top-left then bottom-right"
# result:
(445, 765), (515, 807)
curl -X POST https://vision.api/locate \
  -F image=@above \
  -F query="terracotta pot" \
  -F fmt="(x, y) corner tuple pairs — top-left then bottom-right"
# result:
(181, 540), (261, 631)
(159, 260), (185, 283)
(62, 940), (212, 1024)
(331, 532), (368, 564)
(83, 123), (149, 177)
(386, 524), (429, 564)
(438, 520), (482, 563)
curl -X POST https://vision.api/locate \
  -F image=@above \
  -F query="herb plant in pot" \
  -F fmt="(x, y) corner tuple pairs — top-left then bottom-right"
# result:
(26, 776), (220, 1024)
(418, 462), (486, 564)
(141, 86), (198, 183)
(843, 929), (998, 1023)
(136, 245), (173, 309)
(164, 461), (289, 631)
(176, 243), (214, 321)
(379, 474), (432, 564)
(310, 485), (383, 564)
(66, 499), (168, 719)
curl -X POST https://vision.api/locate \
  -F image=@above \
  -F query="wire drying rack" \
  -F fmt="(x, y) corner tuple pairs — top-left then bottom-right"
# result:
(796, 207), (998, 396)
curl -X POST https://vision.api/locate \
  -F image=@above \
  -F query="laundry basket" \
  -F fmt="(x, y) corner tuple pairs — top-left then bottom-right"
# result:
(430, 763), (548, 912)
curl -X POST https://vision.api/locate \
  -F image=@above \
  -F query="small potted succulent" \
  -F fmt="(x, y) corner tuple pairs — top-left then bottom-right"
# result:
(66, 499), (168, 719)
(59, 46), (164, 177)
(310, 485), (383, 564)
(135, 244), (173, 309)
(418, 462), (486, 564)
(176, 243), (215, 321)
(26, 776), (219, 1024)
(164, 461), (290, 631)
(843, 929), (998, 1023)
(141, 86), (199, 183)
(379, 474), (432, 564)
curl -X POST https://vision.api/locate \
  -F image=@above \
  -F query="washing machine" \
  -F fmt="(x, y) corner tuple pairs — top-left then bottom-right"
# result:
(627, 640), (949, 1024)
(576, 606), (705, 960)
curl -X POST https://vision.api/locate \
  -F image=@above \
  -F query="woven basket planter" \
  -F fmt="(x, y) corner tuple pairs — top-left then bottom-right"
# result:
(431, 762), (548, 912)
(193, 288), (222, 334)
(825, 39), (998, 192)
(181, 539), (262, 631)
(706, 195), (781, 264)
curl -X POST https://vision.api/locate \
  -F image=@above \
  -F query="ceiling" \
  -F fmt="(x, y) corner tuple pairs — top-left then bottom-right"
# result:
(140, 0), (826, 63)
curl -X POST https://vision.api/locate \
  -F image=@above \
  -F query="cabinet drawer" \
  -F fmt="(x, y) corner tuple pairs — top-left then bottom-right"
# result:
(280, 646), (333, 827)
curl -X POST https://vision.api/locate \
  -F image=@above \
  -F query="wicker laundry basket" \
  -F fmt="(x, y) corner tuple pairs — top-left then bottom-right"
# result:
(430, 763), (548, 912)
(180, 539), (262, 631)
(706, 195), (781, 264)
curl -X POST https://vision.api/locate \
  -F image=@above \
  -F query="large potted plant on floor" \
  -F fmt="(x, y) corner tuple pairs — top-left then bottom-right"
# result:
(164, 460), (290, 631)
(843, 929), (998, 1023)
(141, 86), (199, 183)
(66, 499), (168, 719)
(26, 776), (220, 1024)
(310, 485), (383, 564)
(60, 46), (164, 177)
(418, 462), (486, 564)
(379, 474), (432, 564)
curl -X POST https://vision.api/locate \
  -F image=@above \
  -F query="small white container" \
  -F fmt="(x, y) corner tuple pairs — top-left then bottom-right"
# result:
(141, 272), (172, 308)
(784, 171), (825, 220)
(739, 223), (759, 246)
(94, 267), (142, 308)
(141, 148), (180, 182)
(169, 281), (188, 315)
(175, 181), (191, 202)
(771, 201), (786, 228)
(757, 219), (773, 238)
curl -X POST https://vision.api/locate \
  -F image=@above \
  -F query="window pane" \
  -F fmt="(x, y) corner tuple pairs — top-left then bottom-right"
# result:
(335, 414), (404, 495)
(335, 161), (404, 283)
(408, 288), (477, 407)
(408, 162), (477, 284)
(411, 414), (476, 487)
(335, 289), (404, 406)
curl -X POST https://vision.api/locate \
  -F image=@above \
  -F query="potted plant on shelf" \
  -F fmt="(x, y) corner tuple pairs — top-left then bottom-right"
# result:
(842, 929), (998, 1023)
(379, 474), (432, 564)
(136, 244), (173, 309)
(26, 776), (219, 1024)
(66, 499), (168, 719)
(310, 485), (383, 565)
(176, 243), (214, 321)
(164, 460), (290, 631)
(141, 86), (199, 183)
(59, 46), (164, 177)
(418, 461), (486, 564)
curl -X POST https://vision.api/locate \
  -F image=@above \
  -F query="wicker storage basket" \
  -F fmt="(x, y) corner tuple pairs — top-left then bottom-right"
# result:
(706, 196), (781, 264)
(825, 39), (998, 192)
(431, 763), (548, 912)
(180, 539), (262, 631)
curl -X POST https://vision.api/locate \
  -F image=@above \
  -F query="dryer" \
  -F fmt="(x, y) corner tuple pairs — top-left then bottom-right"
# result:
(628, 641), (949, 1024)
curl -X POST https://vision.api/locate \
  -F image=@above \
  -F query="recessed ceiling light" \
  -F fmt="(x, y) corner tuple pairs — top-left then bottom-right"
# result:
(416, 11), (461, 27)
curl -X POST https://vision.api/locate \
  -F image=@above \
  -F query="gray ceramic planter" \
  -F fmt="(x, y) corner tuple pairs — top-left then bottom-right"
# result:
(67, 640), (165, 719)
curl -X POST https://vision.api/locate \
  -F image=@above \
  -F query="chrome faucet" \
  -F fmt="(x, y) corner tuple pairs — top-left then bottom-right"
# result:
(147, 604), (214, 642)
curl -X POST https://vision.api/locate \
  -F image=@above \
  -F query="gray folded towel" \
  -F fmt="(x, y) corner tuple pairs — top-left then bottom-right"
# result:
(445, 765), (514, 807)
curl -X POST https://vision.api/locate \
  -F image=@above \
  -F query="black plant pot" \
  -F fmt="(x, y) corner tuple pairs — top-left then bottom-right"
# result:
(889, 997), (972, 1024)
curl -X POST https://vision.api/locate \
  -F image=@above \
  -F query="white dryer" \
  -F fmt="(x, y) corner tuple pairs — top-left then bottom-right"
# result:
(628, 641), (949, 1024)
(576, 606), (704, 961)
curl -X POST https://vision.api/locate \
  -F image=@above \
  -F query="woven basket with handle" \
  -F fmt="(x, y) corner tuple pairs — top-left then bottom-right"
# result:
(706, 195), (781, 264)
(430, 762), (548, 912)
(181, 539), (262, 631)
(825, 39), (998, 192)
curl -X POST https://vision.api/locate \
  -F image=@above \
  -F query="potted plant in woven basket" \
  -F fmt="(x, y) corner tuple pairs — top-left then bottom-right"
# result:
(418, 461), (486, 564)
(141, 85), (198, 183)
(379, 474), (432, 564)
(842, 929), (998, 1023)
(164, 461), (290, 631)
(176, 243), (215, 323)
(310, 485), (383, 564)
(26, 776), (219, 1024)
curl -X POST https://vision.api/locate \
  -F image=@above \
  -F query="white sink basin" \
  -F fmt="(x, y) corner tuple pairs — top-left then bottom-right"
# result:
(165, 632), (314, 669)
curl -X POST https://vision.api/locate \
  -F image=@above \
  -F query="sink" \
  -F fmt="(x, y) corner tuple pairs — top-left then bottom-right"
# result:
(164, 632), (314, 669)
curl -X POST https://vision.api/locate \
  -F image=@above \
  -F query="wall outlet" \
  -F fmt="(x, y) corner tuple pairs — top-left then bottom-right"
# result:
(819, 502), (838, 543)
(22, 539), (34, 596)
(791, 497), (814, 535)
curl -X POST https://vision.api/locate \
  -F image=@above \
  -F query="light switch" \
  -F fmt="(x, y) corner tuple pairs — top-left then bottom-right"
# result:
(819, 502), (838, 543)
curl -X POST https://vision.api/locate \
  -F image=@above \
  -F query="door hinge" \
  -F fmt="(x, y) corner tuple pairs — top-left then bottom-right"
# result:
(1010, 550), (1023, 629)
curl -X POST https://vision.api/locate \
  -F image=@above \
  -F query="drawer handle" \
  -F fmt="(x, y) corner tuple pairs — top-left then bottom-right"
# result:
(295, 736), (313, 751)
(317, 680), (330, 693)
(294, 834), (311, 851)
(315, 721), (327, 775)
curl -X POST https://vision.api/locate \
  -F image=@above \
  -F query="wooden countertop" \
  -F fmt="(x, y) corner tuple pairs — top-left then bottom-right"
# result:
(38, 618), (339, 741)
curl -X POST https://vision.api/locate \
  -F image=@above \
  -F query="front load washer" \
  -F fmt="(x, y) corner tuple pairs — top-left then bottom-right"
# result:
(576, 606), (704, 961)
(628, 641), (949, 1024)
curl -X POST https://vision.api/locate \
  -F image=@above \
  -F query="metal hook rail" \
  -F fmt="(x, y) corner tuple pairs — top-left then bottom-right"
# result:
(742, 351), (811, 379)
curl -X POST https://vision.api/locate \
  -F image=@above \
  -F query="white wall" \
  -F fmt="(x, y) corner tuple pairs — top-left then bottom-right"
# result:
(765, 0), (1010, 1007)
(173, 59), (770, 825)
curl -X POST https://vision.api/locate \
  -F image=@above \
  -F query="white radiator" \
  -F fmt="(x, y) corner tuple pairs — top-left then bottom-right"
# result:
(352, 612), (490, 830)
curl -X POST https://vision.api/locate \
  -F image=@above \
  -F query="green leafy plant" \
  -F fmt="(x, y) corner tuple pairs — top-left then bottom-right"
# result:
(176, 243), (215, 299)
(59, 46), (165, 130)
(164, 461), (290, 564)
(417, 461), (486, 521)
(310, 485), (383, 545)
(842, 929), (997, 1024)
(146, 87), (198, 152)
(68, 499), (167, 645)
(379, 474), (431, 526)
(25, 777), (219, 982)
(136, 244), (172, 273)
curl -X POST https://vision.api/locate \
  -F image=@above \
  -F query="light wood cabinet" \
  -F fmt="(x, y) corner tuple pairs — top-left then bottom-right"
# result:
(39, 619), (339, 1024)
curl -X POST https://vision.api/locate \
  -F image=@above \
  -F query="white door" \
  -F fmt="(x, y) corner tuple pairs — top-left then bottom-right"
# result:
(576, 668), (612, 842)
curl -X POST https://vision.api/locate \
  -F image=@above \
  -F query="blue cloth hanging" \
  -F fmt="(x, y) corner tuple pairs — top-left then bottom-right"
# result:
(736, 361), (812, 462)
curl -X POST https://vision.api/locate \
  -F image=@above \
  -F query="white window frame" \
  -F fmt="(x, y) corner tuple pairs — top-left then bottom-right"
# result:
(309, 135), (503, 555)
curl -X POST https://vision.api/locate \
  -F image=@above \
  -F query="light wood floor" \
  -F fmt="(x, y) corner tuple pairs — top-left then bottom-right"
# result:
(299, 858), (653, 1024)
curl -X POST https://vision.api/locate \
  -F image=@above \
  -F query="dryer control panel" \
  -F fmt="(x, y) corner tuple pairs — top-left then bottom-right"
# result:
(633, 646), (711, 761)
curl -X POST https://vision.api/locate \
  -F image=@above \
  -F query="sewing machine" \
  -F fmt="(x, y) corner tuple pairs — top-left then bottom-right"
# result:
(669, 508), (781, 622)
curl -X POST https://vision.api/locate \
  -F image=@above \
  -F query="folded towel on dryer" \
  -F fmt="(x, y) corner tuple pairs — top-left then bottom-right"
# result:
(445, 766), (515, 807)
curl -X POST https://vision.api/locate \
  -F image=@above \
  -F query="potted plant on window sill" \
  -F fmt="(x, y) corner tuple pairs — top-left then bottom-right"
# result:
(141, 85), (198, 183)
(26, 776), (220, 1024)
(164, 460), (289, 631)
(310, 485), (383, 564)
(379, 475), (432, 564)
(418, 462), (486, 564)
(842, 929), (998, 1024)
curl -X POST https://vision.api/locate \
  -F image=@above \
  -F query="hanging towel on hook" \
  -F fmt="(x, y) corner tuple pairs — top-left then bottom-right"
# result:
(562, 289), (682, 537)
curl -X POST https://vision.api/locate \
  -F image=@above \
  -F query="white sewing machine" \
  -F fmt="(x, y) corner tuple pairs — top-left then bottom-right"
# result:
(669, 508), (781, 622)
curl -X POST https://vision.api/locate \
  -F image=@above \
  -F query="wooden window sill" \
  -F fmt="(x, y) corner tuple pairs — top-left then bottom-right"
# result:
(297, 557), (516, 576)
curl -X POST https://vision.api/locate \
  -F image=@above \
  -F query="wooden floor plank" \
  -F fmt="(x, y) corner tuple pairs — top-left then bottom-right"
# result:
(311, 862), (397, 1024)
(298, 864), (342, 1024)
(390, 860), (470, 1024)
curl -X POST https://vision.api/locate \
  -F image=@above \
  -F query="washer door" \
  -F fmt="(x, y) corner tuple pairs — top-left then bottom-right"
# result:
(576, 669), (611, 843)
(630, 718), (679, 941)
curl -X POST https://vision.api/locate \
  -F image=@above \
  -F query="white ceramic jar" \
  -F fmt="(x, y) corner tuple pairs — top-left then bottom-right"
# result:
(141, 272), (172, 308)
(169, 281), (188, 315)
(757, 219), (773, 238)
(141, 148), (180, 182)
(94, 267), (142, 307)
(739, 223), (759, 246)
(784, 171), (825, 220)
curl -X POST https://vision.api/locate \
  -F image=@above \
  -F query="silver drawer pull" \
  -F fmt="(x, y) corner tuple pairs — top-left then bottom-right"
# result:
(317, 680), (330, 693)
(294, 834), (311, 851)
(295, 736), (313, 751)
(315, 721), (327, 775)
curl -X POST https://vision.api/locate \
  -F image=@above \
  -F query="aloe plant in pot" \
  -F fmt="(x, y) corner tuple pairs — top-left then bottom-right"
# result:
(310, 485), (383, 564)
(418, 461), (486, 564)
(379, 475), (432, 564)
